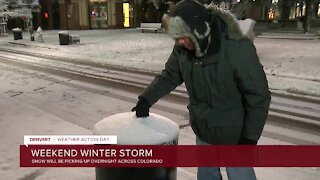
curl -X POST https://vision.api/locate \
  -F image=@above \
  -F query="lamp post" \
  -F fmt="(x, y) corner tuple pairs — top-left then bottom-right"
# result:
(27, 0), (40, 41)
(29, 17), (34, 41)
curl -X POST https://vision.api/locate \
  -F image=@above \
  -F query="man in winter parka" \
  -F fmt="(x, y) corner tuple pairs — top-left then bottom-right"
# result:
(132, 0), (271, 179)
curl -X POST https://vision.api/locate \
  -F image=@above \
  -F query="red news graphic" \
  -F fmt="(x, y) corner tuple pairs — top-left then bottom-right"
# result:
(20, 145), (320, 167)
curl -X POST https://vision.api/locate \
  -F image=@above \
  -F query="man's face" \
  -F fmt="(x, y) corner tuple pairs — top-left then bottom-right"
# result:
(176, 37), (195, 51)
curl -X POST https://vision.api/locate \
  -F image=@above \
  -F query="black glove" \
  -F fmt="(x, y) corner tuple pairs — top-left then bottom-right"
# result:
(131, 96), (151, 117)
(238, 135), (258, 145)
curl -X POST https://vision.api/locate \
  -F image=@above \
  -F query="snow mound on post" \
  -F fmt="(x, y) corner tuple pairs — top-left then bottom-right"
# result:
(93, 112), (179, 145)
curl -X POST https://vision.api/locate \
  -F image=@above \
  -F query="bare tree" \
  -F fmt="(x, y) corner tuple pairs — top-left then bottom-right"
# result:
(0, 0), (39, 39)
(0, 0), (39, 20)
(0, 0), (13, 20)
(230, 0), (253, 20)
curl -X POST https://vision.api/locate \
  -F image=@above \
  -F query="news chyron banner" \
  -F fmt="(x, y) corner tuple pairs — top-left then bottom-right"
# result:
(20, 136), (320, 167)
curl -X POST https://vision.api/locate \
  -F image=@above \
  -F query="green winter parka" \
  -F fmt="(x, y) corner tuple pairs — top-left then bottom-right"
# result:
(140, 5), (271, 145)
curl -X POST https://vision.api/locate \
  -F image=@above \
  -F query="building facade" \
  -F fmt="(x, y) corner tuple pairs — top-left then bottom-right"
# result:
(35, 0), (141, 30)
(34, 0), (320, 30)
(245, 0), (320, 21)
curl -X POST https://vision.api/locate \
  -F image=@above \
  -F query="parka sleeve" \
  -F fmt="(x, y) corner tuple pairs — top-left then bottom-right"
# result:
(140, 46), (183, 105)
(227, 39), (271, 141)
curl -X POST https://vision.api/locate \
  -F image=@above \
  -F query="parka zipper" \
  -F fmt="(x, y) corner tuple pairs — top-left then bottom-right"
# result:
(191, 58), (204, 104)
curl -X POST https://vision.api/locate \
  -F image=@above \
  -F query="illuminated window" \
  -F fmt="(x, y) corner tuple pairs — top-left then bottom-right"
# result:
(123, 3), (130, 28)
(268, 8), (274, 19)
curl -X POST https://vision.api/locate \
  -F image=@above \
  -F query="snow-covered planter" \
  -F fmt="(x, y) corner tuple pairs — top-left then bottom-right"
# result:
(93, 112), (179, 145)
(12, 27), (22, 40)
(12, 27), (22, 32)
(94, 112), (179, 180)
(58, 31), (70, 45)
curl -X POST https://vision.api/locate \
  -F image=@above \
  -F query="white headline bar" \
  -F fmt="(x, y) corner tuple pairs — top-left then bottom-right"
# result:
(24, 135), (117, 146)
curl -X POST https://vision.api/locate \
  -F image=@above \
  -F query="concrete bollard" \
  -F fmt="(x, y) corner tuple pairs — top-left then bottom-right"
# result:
(93, 112), (179, 180)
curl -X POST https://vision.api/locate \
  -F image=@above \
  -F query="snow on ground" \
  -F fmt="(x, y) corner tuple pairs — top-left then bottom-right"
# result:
(0, 29), (319, 99)
(0, 94), (93, 180)
(1, 30), (320, 179)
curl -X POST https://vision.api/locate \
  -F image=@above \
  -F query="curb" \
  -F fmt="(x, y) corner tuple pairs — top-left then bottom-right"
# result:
(257, 32), (320, 40)
(257, 35), (320, 40)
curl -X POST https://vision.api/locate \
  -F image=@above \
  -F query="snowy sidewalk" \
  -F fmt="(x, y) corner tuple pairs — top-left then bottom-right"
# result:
(0, 95), (95, 179)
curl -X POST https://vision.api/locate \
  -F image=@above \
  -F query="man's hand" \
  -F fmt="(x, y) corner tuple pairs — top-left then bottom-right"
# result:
(238, 135), (258, 145)
(131, 96), (151, 118)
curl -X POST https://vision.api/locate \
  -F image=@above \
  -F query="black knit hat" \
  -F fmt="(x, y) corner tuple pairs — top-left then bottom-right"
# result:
(164, 0), (212, 57)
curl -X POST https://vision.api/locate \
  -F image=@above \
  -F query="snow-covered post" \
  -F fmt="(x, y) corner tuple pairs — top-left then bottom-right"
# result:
(36, 26), (43, 42)
(93, 112), (179, 180)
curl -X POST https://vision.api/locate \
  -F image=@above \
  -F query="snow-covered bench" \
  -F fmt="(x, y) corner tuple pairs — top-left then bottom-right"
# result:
(69, 34), (80, 44)
(0, 22), (8, 37)
(137, 23), (162, 33)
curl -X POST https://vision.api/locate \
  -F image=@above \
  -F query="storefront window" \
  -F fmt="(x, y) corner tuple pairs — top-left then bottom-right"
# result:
(268, 1), (280, 20)
(90, 0), (108, 29)
(268, 8), (275, 19)
(289, 6), (297, 19)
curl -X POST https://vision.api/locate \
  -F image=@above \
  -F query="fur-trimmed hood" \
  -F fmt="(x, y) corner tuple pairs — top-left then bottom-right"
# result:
(205, 3), (245, 40)
(163, 0), (245, 57)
